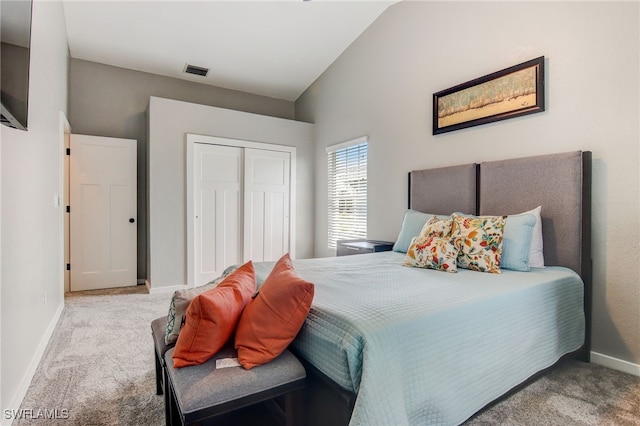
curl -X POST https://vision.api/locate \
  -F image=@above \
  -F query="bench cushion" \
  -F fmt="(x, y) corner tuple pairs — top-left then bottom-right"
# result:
(165, 346), (305, 419)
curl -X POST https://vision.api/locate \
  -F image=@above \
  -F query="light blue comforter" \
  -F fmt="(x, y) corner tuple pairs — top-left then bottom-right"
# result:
(254, 251), (585, 425)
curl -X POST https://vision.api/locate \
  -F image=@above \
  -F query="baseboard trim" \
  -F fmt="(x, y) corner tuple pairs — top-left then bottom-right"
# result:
(591, 351), (640, 376)
(145, 280), (188, 295)
(3, 302), (64, 426)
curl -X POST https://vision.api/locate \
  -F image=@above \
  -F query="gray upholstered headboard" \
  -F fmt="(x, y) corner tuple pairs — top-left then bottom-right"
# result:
(408, 151), (591, 275)
(478, 151), (591, 277)
(408, 163), (477, 215)
(408, 150), (592, 360)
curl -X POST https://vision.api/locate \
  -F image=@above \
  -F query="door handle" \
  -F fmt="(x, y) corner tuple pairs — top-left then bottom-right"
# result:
(129, 218), (135, 223)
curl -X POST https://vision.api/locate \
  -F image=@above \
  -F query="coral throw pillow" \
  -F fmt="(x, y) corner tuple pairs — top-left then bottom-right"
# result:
(235, 254), (314, 369)
(172, 261), (256, 368)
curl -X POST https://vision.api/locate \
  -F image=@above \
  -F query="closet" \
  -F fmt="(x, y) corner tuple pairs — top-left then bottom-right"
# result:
(186, 134), (295, 287)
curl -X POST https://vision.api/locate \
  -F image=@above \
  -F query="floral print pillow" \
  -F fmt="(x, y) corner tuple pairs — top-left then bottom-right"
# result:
(418, 215), (453, 238)
(451, 213), (506, 274)
(403, 236), (458, 273)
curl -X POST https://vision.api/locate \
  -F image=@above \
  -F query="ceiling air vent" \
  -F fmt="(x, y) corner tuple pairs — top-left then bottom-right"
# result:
(184, 64), (209, 77)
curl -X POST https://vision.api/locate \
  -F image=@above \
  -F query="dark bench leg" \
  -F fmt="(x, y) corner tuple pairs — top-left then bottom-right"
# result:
(155, 348), (164, 395)
(285, 389), (304, 426)
(164, 365), (177, 425)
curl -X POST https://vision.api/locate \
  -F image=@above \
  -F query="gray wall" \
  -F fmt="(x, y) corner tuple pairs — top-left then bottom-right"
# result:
(296, 1), (640, 366)
(68, 59), (295, 280)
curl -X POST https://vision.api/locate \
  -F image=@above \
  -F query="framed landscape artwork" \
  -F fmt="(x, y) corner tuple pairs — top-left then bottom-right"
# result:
(433, 57), (545, 135)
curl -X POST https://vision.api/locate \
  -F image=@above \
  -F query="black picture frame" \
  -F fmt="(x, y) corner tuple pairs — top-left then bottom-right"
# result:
(433, 56), (545, 135)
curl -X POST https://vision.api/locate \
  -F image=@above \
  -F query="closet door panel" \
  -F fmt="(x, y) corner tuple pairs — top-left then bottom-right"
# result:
(194, 144), (242, 285)
(244, 148), (291, 262)
(268, 191), (286, 258)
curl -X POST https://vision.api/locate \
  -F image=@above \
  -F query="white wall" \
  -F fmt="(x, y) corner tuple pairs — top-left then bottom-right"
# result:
(0, 0), (69, 420)
(147, 97), (314, 291)
(296, 1), (639, 366)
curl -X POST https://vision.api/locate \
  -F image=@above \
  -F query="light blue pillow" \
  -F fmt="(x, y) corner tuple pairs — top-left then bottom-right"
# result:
(501, 213), (536, 272)
(393, 210), (449, 253)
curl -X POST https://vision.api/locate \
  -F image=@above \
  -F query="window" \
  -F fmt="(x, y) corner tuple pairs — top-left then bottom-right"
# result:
(327, 137), (368, 249)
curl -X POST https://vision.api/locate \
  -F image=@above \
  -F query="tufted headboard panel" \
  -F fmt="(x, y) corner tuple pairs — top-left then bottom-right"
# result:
(408, 163), (477, 215)
(478, 151), (591, 276)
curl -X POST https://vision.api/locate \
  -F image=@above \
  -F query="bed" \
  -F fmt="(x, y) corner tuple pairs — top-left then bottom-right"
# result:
(253, 150), (592, 426)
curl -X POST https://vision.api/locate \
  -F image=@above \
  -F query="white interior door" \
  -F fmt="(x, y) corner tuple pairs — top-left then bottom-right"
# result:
(193, 143), (242, 286)
(243, 148), (290, 262)
(70, 135), (137, 291)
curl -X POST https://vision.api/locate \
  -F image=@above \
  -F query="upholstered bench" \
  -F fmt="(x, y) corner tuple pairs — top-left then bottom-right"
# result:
(164, 345), (306, 426)
(151, 316), (172, 395)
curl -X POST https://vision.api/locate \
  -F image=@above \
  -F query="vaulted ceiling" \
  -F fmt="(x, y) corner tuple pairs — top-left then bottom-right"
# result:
(62, 1), (396, 101)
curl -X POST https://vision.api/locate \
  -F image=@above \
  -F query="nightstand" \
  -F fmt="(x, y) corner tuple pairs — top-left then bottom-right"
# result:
(336, 239), (395, 256)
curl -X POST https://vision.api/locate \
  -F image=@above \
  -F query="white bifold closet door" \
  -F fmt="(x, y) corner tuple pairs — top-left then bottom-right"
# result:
(192, 142), (292, 286)
(243, 148), (291, 263)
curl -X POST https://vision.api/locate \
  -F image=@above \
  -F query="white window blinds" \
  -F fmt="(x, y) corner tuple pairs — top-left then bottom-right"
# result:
(327, 138), (368, 250)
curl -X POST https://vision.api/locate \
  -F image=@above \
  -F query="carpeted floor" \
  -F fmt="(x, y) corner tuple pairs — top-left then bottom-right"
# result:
(15, 287), (640, 425)
(16, 287), (168, 426)
(465, 359), (640, 425)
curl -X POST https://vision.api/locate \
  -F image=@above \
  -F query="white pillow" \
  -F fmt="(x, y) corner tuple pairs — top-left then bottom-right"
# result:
(525, 206), (544, 267)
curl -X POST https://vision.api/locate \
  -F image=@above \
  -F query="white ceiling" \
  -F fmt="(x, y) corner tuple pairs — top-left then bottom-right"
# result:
(62, 1), (396, 101)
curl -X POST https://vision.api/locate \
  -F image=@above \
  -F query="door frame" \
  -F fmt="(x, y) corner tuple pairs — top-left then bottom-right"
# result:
(186, 133), (296, 288)
(59, 112), (71, 294)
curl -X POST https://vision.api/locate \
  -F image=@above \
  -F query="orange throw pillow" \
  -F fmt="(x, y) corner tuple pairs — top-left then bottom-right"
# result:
(172, 261), (256, 368)
(235, 254), (314, 369)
